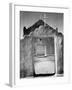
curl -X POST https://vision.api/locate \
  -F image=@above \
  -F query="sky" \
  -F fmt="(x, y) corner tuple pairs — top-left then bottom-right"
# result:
(20, 11), (63, 39)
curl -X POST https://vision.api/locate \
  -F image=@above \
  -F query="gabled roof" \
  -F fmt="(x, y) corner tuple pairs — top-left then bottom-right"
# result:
(23, 19), (56, 35)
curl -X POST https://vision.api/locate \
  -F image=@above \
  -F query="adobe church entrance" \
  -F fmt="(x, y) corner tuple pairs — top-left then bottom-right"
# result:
(32, 36), (56, 76)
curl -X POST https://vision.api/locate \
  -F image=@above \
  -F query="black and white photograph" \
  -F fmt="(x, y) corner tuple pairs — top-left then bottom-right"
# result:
(20, 11), (64, 78)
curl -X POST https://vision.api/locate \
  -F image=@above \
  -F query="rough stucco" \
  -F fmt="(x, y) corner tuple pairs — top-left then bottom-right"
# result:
(20, 37), (33, 77)
(57, 34), (63, 74)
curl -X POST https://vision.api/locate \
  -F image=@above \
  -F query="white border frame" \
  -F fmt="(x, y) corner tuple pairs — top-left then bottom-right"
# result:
(9, 3), (71, 87)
